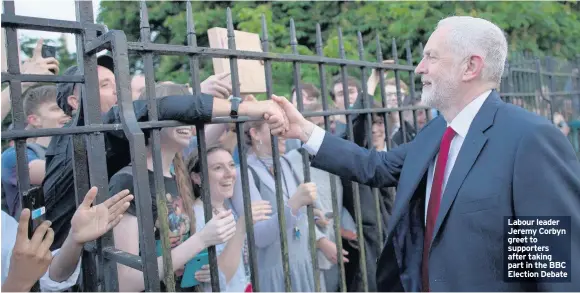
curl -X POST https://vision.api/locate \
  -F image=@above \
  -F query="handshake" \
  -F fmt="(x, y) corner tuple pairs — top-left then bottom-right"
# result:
(200, 72), (314, 142)
(242, 95), (316, 143)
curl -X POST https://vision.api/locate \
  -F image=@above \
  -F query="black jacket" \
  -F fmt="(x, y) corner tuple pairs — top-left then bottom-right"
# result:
(42, 94), (214, 249)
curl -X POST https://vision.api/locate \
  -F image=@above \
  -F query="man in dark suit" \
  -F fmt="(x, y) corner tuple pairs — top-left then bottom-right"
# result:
(267, 16), (580, 291)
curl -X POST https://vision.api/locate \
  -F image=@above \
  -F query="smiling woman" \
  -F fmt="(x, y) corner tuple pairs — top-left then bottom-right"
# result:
(107, 83), (238, 292)
(186, 145), (272, 292)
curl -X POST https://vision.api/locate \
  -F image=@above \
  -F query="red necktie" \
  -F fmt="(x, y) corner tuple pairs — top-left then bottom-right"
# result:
(422, 126), (456, 292)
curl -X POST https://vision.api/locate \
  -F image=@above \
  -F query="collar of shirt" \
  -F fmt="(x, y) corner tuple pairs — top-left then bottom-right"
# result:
(448, 90), (492, 138)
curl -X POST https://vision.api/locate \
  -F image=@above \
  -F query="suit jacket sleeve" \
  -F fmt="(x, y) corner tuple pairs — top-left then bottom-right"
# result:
(102, 94), (214, 125)
(512, 123), (580, 292)
(310, 133), (407, 188)
(100, 94), (214, 177)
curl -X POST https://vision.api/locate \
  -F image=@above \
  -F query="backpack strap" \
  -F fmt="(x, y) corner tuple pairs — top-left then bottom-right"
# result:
(247, 165), (261, 194)
(26, 143), (47, 160)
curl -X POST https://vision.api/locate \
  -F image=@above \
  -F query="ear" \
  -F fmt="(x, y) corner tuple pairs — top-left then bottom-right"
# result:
(27, 114), (40, 128)
(249, 127), (259, 142)
(190, 172), (201, 185)
(462, 55), (485, 82)
(67, 95), (79, 111)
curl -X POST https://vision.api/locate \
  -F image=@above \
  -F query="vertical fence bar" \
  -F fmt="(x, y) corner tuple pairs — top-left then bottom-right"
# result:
(289, 18), (321, 292)
(546, 56), (556, 119)
(406, 40), (418, 132)
(255, 9), (292, 291)
(376, 33), (392, 151)
(391, 38), (407, 144)
(376, 34), (395, 252)
(3, 2), (36, 290)
(186, 5), (221, 291)
(138, 2), (175, 291)
(358, 31), (384, 262)
(338, 27), (369, 292)
(315, 23), (347, 292)
(505, 59), (513, 105)
(535, 57), (552, 121)
(75, 2), (123, 291)
(106, 30), (161, 292)
(514, 55), (523, 108)
(71, 3), (98, 290)
(522, 55), (530, 111)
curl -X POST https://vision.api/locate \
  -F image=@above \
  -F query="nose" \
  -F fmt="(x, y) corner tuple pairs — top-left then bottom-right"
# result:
(225, 165), (236, 178)
(415, 57), (427, 75)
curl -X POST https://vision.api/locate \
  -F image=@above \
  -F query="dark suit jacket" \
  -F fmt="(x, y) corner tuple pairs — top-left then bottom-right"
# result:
(334, 94), (392, 291)
(310, 90), (580, 291)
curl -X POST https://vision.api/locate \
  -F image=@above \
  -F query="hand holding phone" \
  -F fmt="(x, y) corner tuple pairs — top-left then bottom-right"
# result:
(22, 186), (46, 239)
(41, 45), (57, 74)
(3, 209), (54, 292)
(20, 39), (60, 76)
(181, 250), (209, 288)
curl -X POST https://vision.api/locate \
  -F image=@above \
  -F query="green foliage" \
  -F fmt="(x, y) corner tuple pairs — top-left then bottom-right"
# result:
(97, 1), (580, 99)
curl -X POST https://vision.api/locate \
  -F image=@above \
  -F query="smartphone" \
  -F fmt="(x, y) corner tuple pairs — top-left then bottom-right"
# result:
(181, 250), (209, 288)
(41, 45), (57, 74)
(22, 186), (46, 239)
(41, 45), (56, 59)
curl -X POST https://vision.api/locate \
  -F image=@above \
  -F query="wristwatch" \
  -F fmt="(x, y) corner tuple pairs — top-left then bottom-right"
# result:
(229, 96), (242, 118)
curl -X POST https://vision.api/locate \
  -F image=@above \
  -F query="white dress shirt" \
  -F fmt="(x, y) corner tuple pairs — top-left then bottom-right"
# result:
(1, 211), (81, 292)
(303, 90), (492, 224)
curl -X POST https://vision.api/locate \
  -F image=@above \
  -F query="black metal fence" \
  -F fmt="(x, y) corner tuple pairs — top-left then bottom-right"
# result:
(1, 1), (579, 292)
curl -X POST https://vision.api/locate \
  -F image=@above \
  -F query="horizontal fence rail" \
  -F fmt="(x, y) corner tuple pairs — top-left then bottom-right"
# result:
(1, 1), (579, 292)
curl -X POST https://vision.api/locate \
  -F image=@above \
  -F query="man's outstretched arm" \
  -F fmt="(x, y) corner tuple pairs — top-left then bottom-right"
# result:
(269, 95), (406, 188)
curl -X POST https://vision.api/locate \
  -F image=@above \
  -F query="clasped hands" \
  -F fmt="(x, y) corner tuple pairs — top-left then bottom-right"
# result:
(261, 95), (313, 141)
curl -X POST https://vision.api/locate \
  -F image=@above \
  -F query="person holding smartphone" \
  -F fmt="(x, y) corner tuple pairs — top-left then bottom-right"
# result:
(1, 187), (133, 292)
(108, 84), (251, 292)
(186, 144), (272, 292)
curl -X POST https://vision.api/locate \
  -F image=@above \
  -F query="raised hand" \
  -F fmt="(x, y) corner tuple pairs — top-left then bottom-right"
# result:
(200, 72), (233, 99)
(199, 210), (237, 247)
(21, 39), (60, 76)
(3, 209), (54, 292)
(70, 187), (134, 244)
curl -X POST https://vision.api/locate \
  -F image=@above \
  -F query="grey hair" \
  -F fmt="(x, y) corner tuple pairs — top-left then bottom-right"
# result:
(436, 16), (508, 84)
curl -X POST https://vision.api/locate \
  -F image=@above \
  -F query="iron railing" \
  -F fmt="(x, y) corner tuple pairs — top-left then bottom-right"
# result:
(2, 1), (579, 292)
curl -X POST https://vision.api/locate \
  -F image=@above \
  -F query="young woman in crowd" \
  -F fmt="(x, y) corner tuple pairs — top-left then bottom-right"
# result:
(230, 119), (317, 292)
(108, 84), (237, 292)
(186, 145), (272, 291)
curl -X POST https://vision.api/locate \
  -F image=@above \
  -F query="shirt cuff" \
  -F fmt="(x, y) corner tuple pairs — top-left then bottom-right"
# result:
(302, 125), (326, 156)
(40, 249), (81, 292)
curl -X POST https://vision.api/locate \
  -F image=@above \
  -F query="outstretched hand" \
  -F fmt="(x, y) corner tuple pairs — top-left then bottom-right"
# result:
(266, 95), (314, 142)
(70, 187), (133, 245)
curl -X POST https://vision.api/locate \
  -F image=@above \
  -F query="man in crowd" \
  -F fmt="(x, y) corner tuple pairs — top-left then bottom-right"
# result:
(42, 55), (288, 250)
(268, 16), (580, 291)
(2, 85), (69, 217)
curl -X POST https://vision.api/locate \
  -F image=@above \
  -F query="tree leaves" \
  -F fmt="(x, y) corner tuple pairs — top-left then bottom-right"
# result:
(96, 1), (580, 98)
